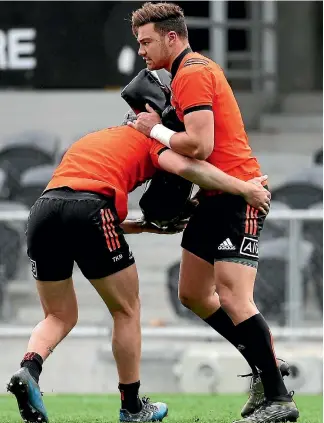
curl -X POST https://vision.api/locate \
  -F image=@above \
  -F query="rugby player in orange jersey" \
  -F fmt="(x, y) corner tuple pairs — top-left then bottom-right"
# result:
(7, 110), (270, 423)
(129, 3), (298, 423)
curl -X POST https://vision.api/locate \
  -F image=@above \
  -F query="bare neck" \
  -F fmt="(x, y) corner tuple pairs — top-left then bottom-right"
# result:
(165, 43), (190, 73)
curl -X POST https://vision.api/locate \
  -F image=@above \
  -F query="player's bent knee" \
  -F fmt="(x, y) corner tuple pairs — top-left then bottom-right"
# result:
(217, 291), (235, 313)
(110, 295), (141, 319)
(218, 288), (253, 315)
(47, 311), (78, 334)
(178, 291), (207, 311)
(178, 293), (193, 309)
(66, 309), (78, 329)
(178, 286), (199, 307)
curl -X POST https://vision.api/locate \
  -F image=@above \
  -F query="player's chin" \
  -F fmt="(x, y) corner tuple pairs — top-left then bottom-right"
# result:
(145, 62), (156, 70)
(146, 61), (162, 71)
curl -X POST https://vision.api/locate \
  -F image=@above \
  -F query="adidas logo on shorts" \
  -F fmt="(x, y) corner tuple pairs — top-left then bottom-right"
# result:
(218, 238), (236, 250)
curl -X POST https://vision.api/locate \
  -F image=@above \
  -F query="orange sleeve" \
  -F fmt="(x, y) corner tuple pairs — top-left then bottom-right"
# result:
(149, 140), (168, 169)
(173, 67), (214, 115)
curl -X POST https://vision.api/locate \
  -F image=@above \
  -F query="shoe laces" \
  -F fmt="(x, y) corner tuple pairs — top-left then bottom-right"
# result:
(238, 372), (253, 378)
(238, 372), (261, 394)
(142, 396), (157, 412)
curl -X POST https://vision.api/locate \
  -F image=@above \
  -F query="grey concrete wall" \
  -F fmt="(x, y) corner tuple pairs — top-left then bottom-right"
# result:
(0, 91), (263, 144)
(0, 91), (129, 149)
(0, 91), (321, 188)
(1, 334), (322, 394)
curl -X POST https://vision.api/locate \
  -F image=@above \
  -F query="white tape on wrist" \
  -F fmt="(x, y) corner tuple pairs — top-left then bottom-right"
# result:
(150, 124), (176, 148)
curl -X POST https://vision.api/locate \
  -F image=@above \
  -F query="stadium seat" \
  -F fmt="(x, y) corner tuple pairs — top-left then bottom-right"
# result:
(0, 201), (27, 279)
(12, 164), (55, 208)
(255, 237), (314, 325)
(0, 200), (30, 247)
(314, 148), (323, 165)
(303, 202), (323, 313)
(0, 131), (60, 177)
(0, 163), (21, 200)
(0, 169), (7, 199)
(0, 200), (30, 220)
(0, 222), (22, 281)
(271, 182), (323, 209)
(261, 201), (291, 241)
(58, 148), (67, 164)
(0, 199), (30, 319)
(286, 165), (323, 189)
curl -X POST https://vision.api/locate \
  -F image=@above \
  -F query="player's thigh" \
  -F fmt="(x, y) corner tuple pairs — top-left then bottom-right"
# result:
(179, 248), (215, 300)
(36, 277), (78, 323)
(214, 195), (266, 298)
(180, 196), (222, 299)
(214, 261), (257, 302)
(26, 197), (74, 281)
(89, 263), (140, 317)
(181, 196), (216, 267)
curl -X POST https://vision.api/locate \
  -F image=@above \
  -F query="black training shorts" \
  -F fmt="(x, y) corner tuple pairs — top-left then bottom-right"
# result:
(181, 192), (267, 266)
(27, 188), (135, 281)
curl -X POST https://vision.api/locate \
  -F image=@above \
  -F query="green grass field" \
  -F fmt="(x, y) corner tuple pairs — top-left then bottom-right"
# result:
(0, 394), (322, 423)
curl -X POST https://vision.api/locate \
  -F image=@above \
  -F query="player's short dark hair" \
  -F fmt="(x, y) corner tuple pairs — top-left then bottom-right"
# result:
(121, 109), (137, 126)
(131, 2), (188, 39)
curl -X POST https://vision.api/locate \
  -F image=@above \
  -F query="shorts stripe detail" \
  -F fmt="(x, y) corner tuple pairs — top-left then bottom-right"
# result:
(250, 207), (256, 235)
(107, 209), (121, 249)
(104, 209), (117, 251)
(245, 205), (251, 234)
(253, 209), (259, 235)
(100, 209), (113, 252)
(245, 205), (258, 235)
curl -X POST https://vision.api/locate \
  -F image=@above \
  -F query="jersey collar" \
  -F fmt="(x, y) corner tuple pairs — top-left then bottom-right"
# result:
(171, 47), (192, 79)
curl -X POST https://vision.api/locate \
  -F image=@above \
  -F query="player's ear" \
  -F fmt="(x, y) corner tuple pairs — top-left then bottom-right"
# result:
(167, 31), (177, 46)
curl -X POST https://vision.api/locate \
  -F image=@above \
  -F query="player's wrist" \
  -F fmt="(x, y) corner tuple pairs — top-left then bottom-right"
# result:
(150, 124), (175, 148)
(237, 180), (251, 198)
(121, 219), (144, 234)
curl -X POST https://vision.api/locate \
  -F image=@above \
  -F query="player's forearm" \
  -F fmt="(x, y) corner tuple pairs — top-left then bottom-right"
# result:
(169, 131), (206, 159)
(179, 159), (248, 195)
(121, 219), (179, 235)
(120, 220), (144, 234)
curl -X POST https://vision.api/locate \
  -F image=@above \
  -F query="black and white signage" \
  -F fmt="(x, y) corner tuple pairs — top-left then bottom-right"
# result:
(239, 237), (259, 259)
(0, 28), (36, 70)
(0, 2), (145, 88)
(0, 2), (208, 89)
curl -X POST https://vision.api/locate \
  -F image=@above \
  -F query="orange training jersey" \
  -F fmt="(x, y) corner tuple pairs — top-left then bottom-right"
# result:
(170, 48), (262, 186)
(45, 126), (166, 221)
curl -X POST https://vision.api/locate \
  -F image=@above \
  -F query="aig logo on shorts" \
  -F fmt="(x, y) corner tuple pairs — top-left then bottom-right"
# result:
(240, 237), (259, 258)
(29, 259), (38, 278)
